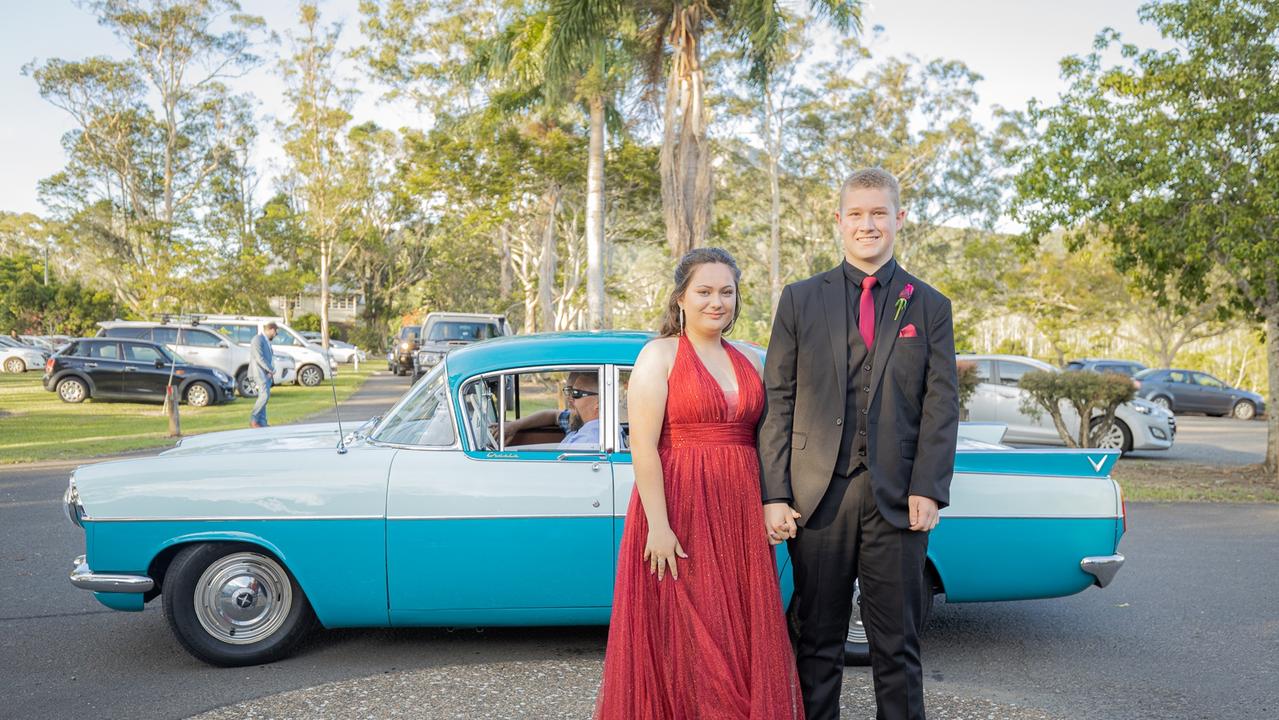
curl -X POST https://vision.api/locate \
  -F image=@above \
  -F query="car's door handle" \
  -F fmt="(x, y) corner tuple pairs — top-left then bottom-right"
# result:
(123, 366), (138, 372)
(557, 452), (608, 462)
(85, 362), (98, 368)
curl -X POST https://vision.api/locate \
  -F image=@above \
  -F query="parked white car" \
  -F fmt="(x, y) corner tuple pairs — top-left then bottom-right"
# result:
(322, 339), (365, 365)
(97, 321), (294, 397)
(199, 315), (338, 387)
(1, 338), (48, 373)
(960, 353), (1175, 454)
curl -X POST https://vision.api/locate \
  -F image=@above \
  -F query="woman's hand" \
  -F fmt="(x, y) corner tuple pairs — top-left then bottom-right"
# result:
(642, 524), (688, 581)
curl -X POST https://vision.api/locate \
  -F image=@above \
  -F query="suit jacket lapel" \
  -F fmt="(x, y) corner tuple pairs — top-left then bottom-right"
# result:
(821, 267), (848, 403)
(868, 265), (909, 410)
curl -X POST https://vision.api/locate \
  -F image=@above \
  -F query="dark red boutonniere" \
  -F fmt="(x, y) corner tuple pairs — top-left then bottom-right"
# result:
(894, 283), (915, 321)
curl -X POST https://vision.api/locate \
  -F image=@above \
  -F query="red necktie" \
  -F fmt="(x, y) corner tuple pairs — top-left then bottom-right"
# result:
(859, 276), (877, 350)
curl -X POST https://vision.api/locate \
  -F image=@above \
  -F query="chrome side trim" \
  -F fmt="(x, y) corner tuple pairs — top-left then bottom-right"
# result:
(1080, 553), (1125, 588)
(85, 514), (384, 523)
(69, 555), (154, 593)
(387, 513), (608, 520)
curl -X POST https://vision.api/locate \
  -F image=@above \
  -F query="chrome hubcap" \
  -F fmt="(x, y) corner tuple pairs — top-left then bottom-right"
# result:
(59, 381), (84, 402)
(1234, 403), (1254, 420)
(194, 552), (292, 645)
(846, 580), (867, 645)
(300, 367), (321, 386)
(4, 358), (22, 373)
(239, 375), (259, 397)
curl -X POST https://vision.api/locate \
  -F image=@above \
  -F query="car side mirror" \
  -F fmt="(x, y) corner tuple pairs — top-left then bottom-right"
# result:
(219, 340), (229, 348)
(154, 359), (166, 368)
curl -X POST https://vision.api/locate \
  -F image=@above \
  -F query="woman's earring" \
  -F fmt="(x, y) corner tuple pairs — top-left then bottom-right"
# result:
(679, 307), (685, 335)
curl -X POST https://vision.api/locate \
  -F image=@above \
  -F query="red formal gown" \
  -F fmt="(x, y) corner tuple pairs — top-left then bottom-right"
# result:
(595, 335), (804, 720)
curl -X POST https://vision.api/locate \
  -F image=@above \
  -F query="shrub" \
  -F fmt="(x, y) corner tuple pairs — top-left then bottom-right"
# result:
(1018, 370), (1136, 448)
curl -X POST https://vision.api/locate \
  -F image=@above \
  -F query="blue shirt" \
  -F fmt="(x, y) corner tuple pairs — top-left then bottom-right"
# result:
(557, 410), (600, 449)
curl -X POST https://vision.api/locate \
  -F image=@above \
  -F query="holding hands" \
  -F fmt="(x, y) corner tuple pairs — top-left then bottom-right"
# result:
(764, 503), (802, 545)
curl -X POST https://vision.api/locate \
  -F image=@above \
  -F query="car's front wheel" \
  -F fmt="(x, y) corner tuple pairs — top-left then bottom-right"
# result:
(57, 377), (88, 403)
(3, 357), (25, 373)
(162, 543), (316, 667)
(298, 364), (323, 387)
(1150, 395), (1173, 412)
(185, 381), (213, 408)
(1233, 400), (1257, 421)
(1091, 417), (1133, 453)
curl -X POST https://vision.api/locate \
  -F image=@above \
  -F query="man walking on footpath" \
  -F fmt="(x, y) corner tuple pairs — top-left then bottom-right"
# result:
(250, 322), (278, 428)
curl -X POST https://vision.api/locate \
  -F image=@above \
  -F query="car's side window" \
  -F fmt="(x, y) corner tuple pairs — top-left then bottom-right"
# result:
(617, 368), (632, 451)
(181, 329), (224, 347)
(996, 361), (1030, 388)
(1168, 371), (1190, 384)
(153, 327), (179, 345)
(1194, 373), (1224, 389)
(969, 359), (993, 383)
(373, 368), (456, 447)
(271, 332), (301, 347)
(459, 367), (603, 453)
(86, 342), (119, 360)
(124, 344), (164, 363)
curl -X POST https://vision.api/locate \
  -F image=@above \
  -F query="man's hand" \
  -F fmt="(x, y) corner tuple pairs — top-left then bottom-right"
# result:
(908, 495), (940, 532)
(764, 503), (801, 545)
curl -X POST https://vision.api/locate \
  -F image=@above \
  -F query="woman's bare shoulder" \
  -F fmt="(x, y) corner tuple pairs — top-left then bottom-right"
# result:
(636, 336), (678, 376)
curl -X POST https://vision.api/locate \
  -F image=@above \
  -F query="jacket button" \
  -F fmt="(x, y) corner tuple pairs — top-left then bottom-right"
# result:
(863, 386), (871, 393)
(863, 365), (871, 372)
(835, 417), (843, 426)
(858, 429), (867, 436)
(861, 408), (868, 415)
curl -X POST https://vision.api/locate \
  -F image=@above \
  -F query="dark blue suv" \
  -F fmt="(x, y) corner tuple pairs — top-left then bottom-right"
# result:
(1134, 368), (1265, 420)
(43, 338), (236, 407)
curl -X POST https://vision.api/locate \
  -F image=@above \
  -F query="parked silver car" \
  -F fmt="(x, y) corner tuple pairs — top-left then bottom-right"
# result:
(960, 354), (1175, 454)
(1, 336), (49, 373)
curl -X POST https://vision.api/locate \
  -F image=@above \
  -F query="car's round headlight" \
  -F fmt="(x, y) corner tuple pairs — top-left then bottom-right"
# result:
(213, 370), (231, 382)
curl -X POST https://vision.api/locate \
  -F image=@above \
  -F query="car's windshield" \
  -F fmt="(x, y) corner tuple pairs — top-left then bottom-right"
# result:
(372, 364), (456, 446)
(426, 321), (500, 342)
(1133, 369), (1157, 380)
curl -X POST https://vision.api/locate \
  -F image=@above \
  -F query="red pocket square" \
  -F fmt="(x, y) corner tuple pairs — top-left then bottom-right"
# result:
(898, 323), (917, 338)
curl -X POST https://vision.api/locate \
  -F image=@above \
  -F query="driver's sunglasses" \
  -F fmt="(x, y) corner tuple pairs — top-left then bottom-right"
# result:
(562, 386), (599, 400)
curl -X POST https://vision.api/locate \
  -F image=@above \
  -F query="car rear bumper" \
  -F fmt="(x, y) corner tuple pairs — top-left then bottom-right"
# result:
(1080, 553), (1125, 588)
(69, 555), (153, 593)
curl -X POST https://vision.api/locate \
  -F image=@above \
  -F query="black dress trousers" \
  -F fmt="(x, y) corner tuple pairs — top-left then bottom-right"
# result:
(788, 468), (930, 720)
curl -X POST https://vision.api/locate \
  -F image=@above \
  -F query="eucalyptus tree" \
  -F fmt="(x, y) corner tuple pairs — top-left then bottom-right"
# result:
(25, 0), (269, 312)
(280, 2), (358, 355)
(549, 0), (862, 258)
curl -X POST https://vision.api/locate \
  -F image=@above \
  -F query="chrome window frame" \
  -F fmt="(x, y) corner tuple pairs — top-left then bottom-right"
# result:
(610, 365), (633, 454)
(367, 361), (461, 451)
(456, 364), (607, 455)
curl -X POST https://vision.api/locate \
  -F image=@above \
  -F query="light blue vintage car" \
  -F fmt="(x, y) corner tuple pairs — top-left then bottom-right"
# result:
(65, 332), (1127, 666)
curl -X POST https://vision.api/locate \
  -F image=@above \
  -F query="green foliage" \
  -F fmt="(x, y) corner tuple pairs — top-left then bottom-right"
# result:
(0, 254), (121, 336)
(1018, 370), (1135, 448)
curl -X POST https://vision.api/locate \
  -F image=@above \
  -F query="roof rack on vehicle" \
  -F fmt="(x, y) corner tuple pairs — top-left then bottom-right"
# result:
(149, 313), (207, 326)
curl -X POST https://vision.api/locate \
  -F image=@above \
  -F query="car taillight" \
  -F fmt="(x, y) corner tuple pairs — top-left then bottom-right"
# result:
(1119, 485), (1127, 534)
(45, 358), (55, 373)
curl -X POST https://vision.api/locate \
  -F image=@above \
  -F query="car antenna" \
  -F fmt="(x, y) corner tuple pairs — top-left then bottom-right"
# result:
(332, 366), (346, 454)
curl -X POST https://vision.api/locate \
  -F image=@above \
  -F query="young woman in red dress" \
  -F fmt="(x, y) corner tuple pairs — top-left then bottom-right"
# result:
(595, 248), (804, 719)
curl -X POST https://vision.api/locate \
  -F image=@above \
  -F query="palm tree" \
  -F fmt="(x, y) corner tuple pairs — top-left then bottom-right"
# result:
(476, 8), (633, 331)
(551, 0), (862, 258)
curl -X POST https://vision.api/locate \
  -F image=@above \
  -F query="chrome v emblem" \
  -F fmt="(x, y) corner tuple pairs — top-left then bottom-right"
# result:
(1086, 455), (1106, 472)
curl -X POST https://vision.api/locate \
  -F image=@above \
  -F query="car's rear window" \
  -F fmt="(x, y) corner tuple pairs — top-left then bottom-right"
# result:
(102, 326), (150, 339)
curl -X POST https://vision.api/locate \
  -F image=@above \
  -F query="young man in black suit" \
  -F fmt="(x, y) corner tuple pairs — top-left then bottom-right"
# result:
(759, 168), (959, 720)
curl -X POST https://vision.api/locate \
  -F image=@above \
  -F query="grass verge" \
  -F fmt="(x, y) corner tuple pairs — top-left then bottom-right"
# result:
(0, 365), (374, 464)
(1113, 459), (1279, 503)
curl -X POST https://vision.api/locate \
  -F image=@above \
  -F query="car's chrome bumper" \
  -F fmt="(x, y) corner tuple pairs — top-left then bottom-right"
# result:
(1081, 553), (1125, 588)
(69, 555), (153, 593)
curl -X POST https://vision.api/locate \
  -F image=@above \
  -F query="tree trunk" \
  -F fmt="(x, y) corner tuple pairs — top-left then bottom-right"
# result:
(660, 6), (711, 260)
(499, 223), (513, 298)
(764, 84), (782, 319)
(586, 95), (607, 330)
(538, 184), (561, 332)
(1265, 305), (1278, 480)
(320, 240), (331, 356)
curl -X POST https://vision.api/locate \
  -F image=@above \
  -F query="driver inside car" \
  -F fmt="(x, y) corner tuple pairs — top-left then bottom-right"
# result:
(501, 372), (601, 449)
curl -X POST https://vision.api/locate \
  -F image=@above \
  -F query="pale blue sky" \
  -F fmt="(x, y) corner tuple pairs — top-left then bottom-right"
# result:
(0, 0), (1169, 216)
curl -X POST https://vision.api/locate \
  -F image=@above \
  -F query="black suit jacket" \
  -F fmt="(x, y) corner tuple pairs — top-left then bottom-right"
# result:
(759, 263), (959, 529)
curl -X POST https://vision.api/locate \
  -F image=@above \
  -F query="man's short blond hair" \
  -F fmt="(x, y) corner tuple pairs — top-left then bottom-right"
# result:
(839, 167), (902, 214)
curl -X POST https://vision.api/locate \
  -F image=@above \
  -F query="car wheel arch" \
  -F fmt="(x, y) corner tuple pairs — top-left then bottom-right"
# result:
(146, 534), (304, 603)
(55, 370), (96, 396)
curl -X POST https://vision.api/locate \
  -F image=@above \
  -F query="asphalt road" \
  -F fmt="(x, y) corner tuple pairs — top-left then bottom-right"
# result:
(1126, 414), (1268, 466)
(2, 375), (1276, 719)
